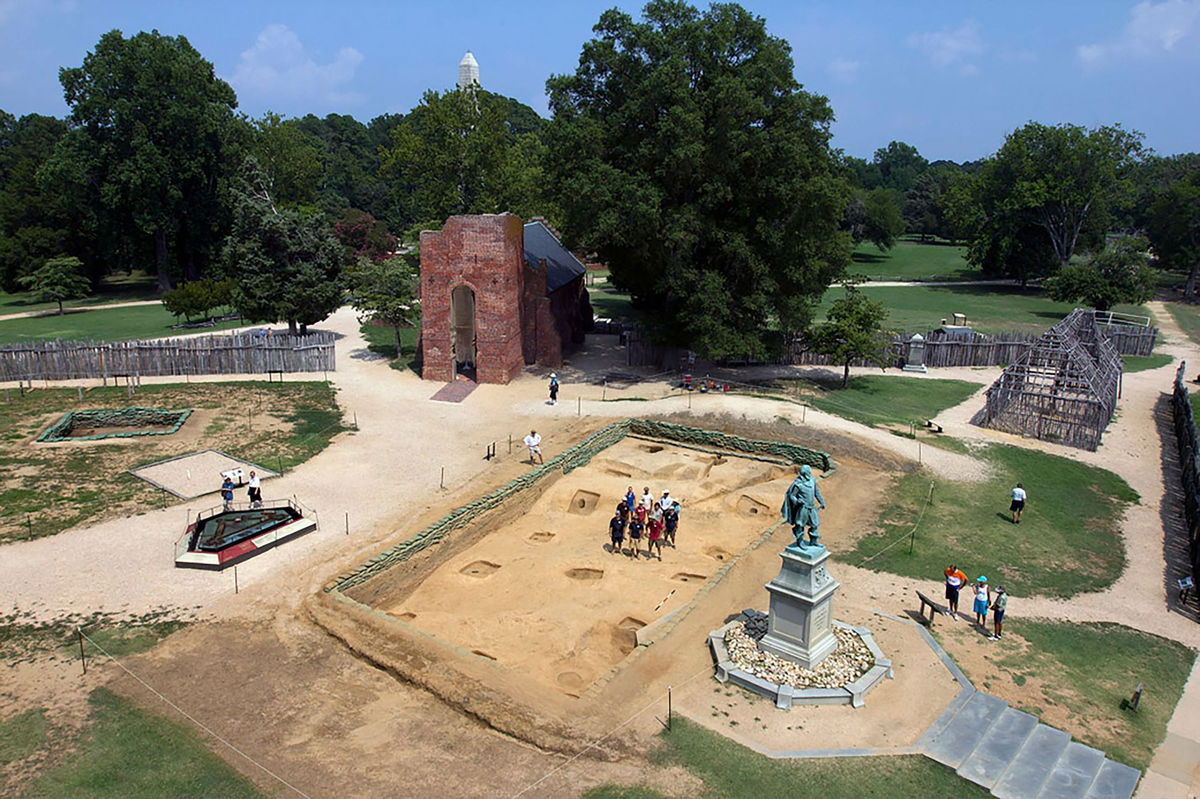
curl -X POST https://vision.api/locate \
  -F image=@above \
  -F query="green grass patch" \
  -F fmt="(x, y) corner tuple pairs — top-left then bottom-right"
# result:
(853, 238), (981, 282)
(586, 716), (988, 798)
(32, 688), (262, 798)
(1165, 302), (1200, 347)
(358, 321), (420, 374)
(588, 284), (639, 322)
(1122, 353), (1173, 373)
(779, 375), (982, 429)
(0, 271), (160, 315)
(1, 609), (190, 665)
(816, 284), (1148, 336)
(0, 303), (243, 344)
(846, 443), (1137, 598)
(0, 708), (49, 766)
(971, 621), (1194, 770)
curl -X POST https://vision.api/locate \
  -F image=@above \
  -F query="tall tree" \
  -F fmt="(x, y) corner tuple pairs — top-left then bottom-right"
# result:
(222, 161), (343, 334)
(46, 30), (243, 291)
(846, 188), (905, 251)
(872, 140), (928, 193)
(20, 256), (90, 314)
(347, 255), (420, 355)
(1146, 164), (1200, 299)
(1044, 236), (1156, 311)
(809, 283), (889, 387)
(983, 122), (1144, 270)
(0, 112), (74, 290)
(545, 1), (851, 358)
(250, 112), (323, 208)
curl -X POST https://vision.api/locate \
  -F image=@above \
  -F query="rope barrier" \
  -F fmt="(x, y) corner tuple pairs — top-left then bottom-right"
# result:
(77, 629), (313, 799)
(857, 480), (936, 567)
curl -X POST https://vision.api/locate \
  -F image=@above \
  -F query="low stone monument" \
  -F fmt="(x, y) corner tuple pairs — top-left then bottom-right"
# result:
(903, 333), (928, 373)
(708, 464), (892, 708)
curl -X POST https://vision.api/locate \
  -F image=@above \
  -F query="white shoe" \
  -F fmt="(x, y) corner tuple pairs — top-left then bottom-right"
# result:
(950, 613), (957, 620)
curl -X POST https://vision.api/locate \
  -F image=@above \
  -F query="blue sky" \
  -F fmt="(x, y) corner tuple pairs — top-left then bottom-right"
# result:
(1, 0), (1197, 162)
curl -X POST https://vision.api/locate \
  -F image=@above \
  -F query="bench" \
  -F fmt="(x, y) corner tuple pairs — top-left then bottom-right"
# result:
(916, 590), (950, 626)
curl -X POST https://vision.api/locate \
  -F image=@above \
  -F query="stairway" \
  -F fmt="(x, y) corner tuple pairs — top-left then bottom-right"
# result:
(921, 690), (1142, 799)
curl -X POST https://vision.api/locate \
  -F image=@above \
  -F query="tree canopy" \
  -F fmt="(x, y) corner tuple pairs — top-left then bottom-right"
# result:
(545, 1), (851, 358)
(809, 283), (889, 387)
(347, 255), (420, 355)
(46, 29), (243, 290)
(20, 255), (90, 314)
(1044, 236), (1156, 311)
(1146, 163), (1200, 298)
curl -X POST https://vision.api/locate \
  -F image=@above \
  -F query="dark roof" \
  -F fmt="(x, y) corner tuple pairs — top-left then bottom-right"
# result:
(524, 221), (586, 293)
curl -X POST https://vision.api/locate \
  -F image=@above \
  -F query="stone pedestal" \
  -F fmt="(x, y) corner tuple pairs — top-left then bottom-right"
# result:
(759, 544), (839, 670)
(903, 333), (928, 374)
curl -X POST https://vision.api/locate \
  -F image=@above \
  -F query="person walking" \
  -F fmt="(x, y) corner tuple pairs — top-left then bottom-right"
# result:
(973, 576), (990, 628)
(524, 430), (544, 465)
(944, 564), (968, 620)
(988, 587), (1008, 640)
(608, 508), (626, 556)
(220, 476), (235, 511)
(548, 373), (559, 405)
(1010, 483), (1027, 524)
(247, 470), (262, 508)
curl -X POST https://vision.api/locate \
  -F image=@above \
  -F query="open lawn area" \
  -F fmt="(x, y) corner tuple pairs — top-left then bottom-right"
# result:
(853, 238), (981, 282)
(1123, 353), (1173, 373)
(845, 442), (1138, 598)
(0, 271), (160, 316)
(937, 620), (1194, 771)
(359, 321), (420, 374)
(584, 716), (988, 798)
(0, 303), (243, 344)
(28, 689), (261, 798)
(768, 374), (983, 429)
(817, 284), (1149, 336)
(1165, 302), (1200, 347)
(588, 283), (639, 323)
(0, 381), (348, 542)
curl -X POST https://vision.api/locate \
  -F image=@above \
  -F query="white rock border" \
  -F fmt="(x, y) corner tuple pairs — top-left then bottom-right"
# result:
(708, 617), (893, 709)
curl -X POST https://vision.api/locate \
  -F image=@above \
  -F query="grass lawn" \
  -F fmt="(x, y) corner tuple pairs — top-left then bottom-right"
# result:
(770, 375), (983, 429)
(845, 442), (1137, 598)
(0, 381), (348, 542)
(941, 620), (1194, 771)
(359, 321), (420, 374)
(588, 283), (639, 322)
(853, 239), (981, 282)
(0, 303), (244, 344)
(0, 271), (160, 316)
(1123, 353), (1173, 373)
(32, 688), (261, 798)
(1165, 302), (1200, 347)
(817, 284), (1149, 336)
(583, 716), (988, 798)
(0, 708), (49, 766)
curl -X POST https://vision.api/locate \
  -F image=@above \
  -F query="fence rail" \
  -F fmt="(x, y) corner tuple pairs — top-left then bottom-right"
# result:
(1171, 362), (1200, 590)
(0, 331), (336, 382)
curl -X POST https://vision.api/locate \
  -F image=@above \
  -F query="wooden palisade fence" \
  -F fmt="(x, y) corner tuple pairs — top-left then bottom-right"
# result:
(1171, 361), (1200, 590)
(0, 331), (336, 382)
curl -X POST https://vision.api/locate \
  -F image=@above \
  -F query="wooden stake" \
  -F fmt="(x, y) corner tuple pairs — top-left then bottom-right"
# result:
(78, 628), (87, 675)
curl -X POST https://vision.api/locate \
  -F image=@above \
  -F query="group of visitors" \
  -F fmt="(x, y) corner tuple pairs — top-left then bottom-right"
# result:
(608, 485), (682, 560)
(944, 564), (1008, 641)
(219, 470), (262, 511)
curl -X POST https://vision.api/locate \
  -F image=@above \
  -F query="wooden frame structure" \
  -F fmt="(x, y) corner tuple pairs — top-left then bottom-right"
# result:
(981, 309), (1122, 451)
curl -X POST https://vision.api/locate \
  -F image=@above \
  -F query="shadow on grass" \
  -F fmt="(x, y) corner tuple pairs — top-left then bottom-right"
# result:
(851, 252), (889, 264)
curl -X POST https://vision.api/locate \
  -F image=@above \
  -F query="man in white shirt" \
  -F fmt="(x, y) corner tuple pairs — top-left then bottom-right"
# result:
(524, 430), (543, 465)
(1009, 483), (1027, 524)
(247, 470), (262, 508)
(658, 490), (674, 512)
(640, 487), (654, 511)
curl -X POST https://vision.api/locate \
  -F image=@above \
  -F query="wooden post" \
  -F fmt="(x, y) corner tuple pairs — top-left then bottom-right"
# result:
(345, 512), (349, 536)
(26, 513), (32, 540)
(234, 565), (239, 594)
(440, 467), (445, 490)
(577, 397), (581, 417)
(78, 628), (86, 675)
(668, 685), (672, 731)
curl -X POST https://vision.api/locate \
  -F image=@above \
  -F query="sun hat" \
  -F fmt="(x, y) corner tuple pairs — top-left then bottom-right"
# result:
(977, 576), (988, 582)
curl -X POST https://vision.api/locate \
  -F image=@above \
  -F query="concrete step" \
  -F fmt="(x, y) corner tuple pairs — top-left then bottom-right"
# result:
(1082, 760), (1141, 799)
(926, 691), (1008, 769)
(957, 707), (1040, 789)
(1037, 742), (1106, 799)
(993, 724), (1072, 799)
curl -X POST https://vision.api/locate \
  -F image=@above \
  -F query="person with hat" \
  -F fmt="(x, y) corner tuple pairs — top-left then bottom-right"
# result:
(523, 430), (544, 465)
(664, 500), (680, 547)
(548, 373), (559, 405)
(973, 576), (990, 628)
(989, 586), (1008, 640)
(658, 490), (673, 513)
(608, 507), (626, 556)
(220, 475), (235, 511)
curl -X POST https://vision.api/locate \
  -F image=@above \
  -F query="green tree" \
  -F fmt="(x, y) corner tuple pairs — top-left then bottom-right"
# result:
(981, 122), (1144, 271)
(161, 277), (234, 322)
(19, 255), (90, 314)
(251, 112), (323, 208)
(545, 1), (851, 358)
(347, 255), (420, 355)
(872, 140), (928, 193)
(1044, 236), (1156, 311)
(847, 188), (905, 250)
(809, 283), (890, 387)
(1146, 166), (1200, 299)
(222, 161), (343, 334)
(46, 30), (243, 291)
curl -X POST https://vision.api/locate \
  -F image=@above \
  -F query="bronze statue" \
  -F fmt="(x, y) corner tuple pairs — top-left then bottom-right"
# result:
(782, 464), (825, 549)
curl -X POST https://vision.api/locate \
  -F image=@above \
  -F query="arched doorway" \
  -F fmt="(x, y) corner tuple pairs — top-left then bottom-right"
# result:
(450, 285), (476, 380)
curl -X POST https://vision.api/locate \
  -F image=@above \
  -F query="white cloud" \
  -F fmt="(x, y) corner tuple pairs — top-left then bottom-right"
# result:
(229, 24), (363, 106)
(908, 20), (984, 74)
(827, 57), (860, 83)
(1078, 0), (1200, 64)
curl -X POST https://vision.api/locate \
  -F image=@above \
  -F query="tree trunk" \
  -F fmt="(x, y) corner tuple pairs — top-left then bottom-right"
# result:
(57, 300), (64, 315)
(299, 322), (308, 336)
(154, 229), (172, 292)
(1187, 262), (1199, 301)
(288, 319), (298, 335)
(842, 361), (851, 388)
(394, 325), (403, 357)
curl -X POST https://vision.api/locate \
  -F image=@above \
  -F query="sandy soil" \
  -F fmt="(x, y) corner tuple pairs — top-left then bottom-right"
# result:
(3, 298), (1199, 796)
(130, 449), (278, 499)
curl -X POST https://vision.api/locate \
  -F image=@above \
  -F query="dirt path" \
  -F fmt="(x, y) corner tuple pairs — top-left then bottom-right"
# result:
(0, 298), (162, 323)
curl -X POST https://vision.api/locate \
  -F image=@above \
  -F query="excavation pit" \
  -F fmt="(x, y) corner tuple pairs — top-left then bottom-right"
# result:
(38, 407), (192, 442)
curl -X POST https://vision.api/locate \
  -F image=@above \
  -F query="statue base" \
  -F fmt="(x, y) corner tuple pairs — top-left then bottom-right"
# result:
(759, 544), (839, 670)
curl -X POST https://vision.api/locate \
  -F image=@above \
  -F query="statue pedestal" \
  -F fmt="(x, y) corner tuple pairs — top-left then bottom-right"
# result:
(759, 544), (839, 670)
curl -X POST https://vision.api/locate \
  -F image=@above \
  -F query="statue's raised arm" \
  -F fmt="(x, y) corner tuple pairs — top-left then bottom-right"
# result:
(781, 464), (825, 550)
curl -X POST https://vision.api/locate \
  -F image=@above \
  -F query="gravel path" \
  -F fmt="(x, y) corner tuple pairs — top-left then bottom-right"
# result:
(0, 298), (162, 323)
